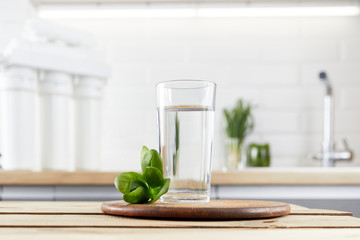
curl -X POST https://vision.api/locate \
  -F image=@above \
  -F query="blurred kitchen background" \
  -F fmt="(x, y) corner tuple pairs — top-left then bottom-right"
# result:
(13, 0), (360, 171)
(1, 0), (360, 215)
(1, 0), (360, 171)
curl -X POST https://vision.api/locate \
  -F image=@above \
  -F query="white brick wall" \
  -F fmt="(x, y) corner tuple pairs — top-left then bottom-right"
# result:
(48, 16), (360, 170)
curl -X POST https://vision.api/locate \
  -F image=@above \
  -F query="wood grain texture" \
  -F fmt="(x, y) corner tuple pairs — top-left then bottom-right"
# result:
(0, 171), (117, 185)
(1, 169), (360, 185)
(102, 200), (291, 219)
(0, 202), (352, 216)
(1, 214), (360, 228)
(1, 228), (360, 240)
(212, 169), (360, 185)
(0, 201), (359, 240)
(291, 208), (353, 216)
(0, 202), (103, 214)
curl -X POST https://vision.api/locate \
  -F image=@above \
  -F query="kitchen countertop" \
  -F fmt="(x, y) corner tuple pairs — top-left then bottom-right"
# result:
(1, 168), (360, 185)
(1, 201), (360, 239)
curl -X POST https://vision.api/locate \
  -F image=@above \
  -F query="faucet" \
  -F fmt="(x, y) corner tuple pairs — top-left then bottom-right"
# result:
(312, 72), (353, 167)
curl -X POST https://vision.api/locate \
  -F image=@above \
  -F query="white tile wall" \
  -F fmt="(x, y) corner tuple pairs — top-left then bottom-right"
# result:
(262, 40), (339, 62)
(46, 15), (360, 170)
(226, 64), (299, 86)
(340, 87), (360, 109)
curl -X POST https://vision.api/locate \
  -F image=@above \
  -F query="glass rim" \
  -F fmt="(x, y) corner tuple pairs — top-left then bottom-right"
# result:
(156, 79), (216, 90)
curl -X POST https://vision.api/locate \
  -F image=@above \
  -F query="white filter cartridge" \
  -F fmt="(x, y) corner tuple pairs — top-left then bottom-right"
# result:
(0, 66), (38, 170)
(40, 71), (72, 171)
(74, 76), (104, 171)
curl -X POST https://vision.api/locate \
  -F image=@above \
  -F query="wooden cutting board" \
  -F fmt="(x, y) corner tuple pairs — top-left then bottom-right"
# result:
(102, 200), (291, 219)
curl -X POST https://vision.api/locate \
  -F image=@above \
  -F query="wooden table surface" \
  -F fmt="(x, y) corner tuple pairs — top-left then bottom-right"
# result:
(2, 168), (360, 185)
(1, 201), (360, 239)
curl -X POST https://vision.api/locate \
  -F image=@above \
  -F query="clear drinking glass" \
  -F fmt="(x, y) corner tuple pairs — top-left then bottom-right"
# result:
(156, 80), (216, 203)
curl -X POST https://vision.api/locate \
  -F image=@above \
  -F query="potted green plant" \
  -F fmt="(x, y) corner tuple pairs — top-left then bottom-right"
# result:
(223, 99), (254, 170)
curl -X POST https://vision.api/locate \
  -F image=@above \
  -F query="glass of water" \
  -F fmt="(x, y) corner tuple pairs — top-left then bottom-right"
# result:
(156, 80), (216, 203)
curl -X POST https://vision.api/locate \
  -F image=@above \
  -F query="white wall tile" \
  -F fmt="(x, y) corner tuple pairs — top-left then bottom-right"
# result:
(301, 17), (360, 38)
(186, 42), (260, 63)
(110, 42), (186, 64)
(258, 87), (323, 110)
(335, 111), (360, 133)
(223, 18), (300, 38)
(339, 87), (360, 109)
(253, 111), (300, 133)
(226, 64), (299, 86)
(146, 63), (225, 86)
(101, 136), (145, 171)
(104, 87), (156, 111)
(144, 111), (158, 133)
(110, 64), (147, 87)
(216, 86), (260, 109)
(343, 39), (360, 61)
(103, 111), (147, 136)
(262, 41), (339, 62)
(300, 111), (322, 133)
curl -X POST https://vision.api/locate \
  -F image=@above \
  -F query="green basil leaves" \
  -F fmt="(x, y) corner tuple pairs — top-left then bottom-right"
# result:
(114, 146), (170, 204)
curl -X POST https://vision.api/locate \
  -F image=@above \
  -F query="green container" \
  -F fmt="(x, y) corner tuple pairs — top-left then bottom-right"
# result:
(247, 143), (271, 167)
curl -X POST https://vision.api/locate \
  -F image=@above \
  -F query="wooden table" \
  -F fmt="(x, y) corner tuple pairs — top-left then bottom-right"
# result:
(2, 168), (360, 185)
(1, 201), (360, 239)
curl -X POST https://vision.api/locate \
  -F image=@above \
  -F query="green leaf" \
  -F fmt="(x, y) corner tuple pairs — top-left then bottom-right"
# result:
(129, 179), (147, 191)
(148, 178), (170, 204)
(114, 146), (169, 205)
(141, 146), (149, 163)
(123, 186), (149, 204)
(141, 149), (163, 175)
(223, 99), (254, 141)
(141, 151), (152, 173)
(143, 166), (164, 188)
(114, 172), (146, 194)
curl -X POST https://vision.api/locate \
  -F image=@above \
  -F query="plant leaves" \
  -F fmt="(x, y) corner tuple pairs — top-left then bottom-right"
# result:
(115, 146), (169, 204)
(223, 99), (254, 141)
(148, 178), (170, 204)
(129, 179), (147, 191)
(141, 149), (163, 175)
(114, 172), (146, 194)
(123, 186), (149, 204)
(143, 166), (164, 188)
(141, 146), (149, 163)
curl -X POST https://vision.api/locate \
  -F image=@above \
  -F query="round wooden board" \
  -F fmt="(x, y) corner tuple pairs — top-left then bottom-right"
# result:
(102, 200), (291, 220)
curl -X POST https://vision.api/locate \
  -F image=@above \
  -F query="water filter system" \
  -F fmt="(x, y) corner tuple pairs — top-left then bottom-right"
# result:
(39, 71), (73, 171)
(0, 66), (38, 170)
(74, 76), (105, 171)
(0, 19), (110, 171)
